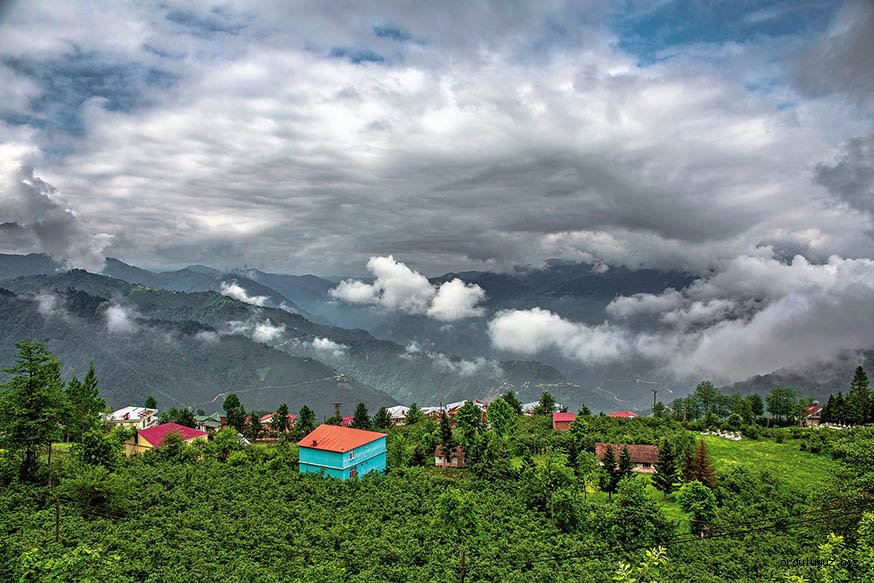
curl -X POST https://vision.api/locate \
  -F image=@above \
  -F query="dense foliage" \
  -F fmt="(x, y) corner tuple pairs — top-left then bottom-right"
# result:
(1, 342), (873, 581)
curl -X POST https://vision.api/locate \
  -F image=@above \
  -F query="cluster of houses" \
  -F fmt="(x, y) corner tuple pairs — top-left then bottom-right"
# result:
(105, 401), (661, 480)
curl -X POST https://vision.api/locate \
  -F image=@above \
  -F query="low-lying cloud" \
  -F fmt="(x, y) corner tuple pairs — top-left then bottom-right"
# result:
(490, 253), (874, 384)
(219, 280), (268, 306)
(104, 303), (137, 334)
(311, 337), (348, 357)
(331, 256), (485, 321)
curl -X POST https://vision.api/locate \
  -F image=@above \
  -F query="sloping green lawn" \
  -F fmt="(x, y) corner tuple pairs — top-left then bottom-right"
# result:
(701, 435), (840, 492)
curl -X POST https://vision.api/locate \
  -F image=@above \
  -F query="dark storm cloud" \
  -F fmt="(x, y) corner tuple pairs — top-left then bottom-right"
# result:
(816, 134), (874, 215)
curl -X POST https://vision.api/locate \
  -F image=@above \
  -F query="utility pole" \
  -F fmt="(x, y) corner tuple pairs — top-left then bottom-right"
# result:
(652, 388), (658, 414)
(332, 402), (342, 420)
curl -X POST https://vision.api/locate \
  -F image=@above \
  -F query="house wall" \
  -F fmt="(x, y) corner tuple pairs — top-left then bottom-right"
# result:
(299, 437), (387, 479)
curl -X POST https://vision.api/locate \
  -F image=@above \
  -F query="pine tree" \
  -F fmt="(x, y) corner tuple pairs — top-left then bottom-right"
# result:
(618, 445), (635, 483)
(487, 397), (514, 435)
(247, 412), (262, 439)
(681, 445), (696, 483)
(223, 393), (246, 433)
(691, 440), (717, 489)
(599, 445), (619, 500)
(405, 403), (424, 425)
(351, 402), (371, 430)
(0, 340), (68, 482)
(64, 362), (107, 442)
(272, 403), (290, 434)
(295, 405), (316, 439)
(847, 366), (870, 425)
(534, 392), (556, 415)
(373, 406), (392, 429)
(653, 439), (678, 497)
(144, 395), (157, 409)
(821, 394), (835, 424)
(834, 392), (847, 424)
(502, 390), (523, 414)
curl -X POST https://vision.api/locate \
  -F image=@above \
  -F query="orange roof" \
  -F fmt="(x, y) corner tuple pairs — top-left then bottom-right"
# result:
(298, 424), (385, 453)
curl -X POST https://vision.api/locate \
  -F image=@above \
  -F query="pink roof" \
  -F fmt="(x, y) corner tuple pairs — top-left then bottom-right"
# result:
(552, 412), (576, 422)
(298, 424), (385, 453)
(138, 423), (207, 447)
(341, 416), (354, 427)
(607, 410), (639, 418)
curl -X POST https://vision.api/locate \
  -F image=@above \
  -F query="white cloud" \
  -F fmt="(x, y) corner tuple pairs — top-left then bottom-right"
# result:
(33, 292), (66, 319)
(427, 278), (486, 320)
(488, 307), (631, 364)
(606, 289), (684, 319)
(194, 330), (220, 344)
(311, 337), (348, 357)
(252, 320), (285, 343)
(429, 352), (503, 378)
(492, 255), (874, 384)
(104, 304), (137, 334)
(220, 280), (268, 306)
(331, 256), (485, 321)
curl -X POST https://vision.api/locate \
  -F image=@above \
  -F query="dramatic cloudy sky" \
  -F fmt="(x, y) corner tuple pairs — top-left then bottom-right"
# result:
(0, 1), (873, 383)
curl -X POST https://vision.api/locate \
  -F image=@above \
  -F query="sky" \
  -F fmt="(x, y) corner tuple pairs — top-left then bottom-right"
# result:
(1, 0), (873, 383)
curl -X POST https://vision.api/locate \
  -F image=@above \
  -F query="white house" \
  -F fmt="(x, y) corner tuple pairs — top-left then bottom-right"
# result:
(107, 406), (157, 430)
(386, 405), (410, 426)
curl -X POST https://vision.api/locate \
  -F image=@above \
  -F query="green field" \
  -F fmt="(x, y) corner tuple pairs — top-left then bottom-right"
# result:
(702, 434), (840, 491)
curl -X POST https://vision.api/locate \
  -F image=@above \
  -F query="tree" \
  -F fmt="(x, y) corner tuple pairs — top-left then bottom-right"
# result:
(578, 404), (592, 416)
(74, 429), (121, 470)
(0, 340), (68, 481)
(295, 405), (316, 439)
(614, 547), (668, 583)
(64, 362), (106, 442)
(653, 439), (679, 497)
(351, 402), (371, 430)
(159, 407), (196, 428)
(246, 412), (263, 439)
(678, 480), (717, 536)
(651, 402), (669, 419)
(373, 406), (392, 429)
(748, 393), (764, 417)
(847, 365), (870, 425)
(599, 445), (619, 500)
(502, 390), (523, 414)
(690, 440), (717, 489)
(766, 387), (798, 424)
(144, 395), (157, 409)
(272, 403), (291, 434)
(618, 445), (634, 483)
(222, 393), (246, 433)
(455, 401), (482, 448)
(694, 381), (720, 416)
(534, 391), (556, 414)
(486, 397), (514, 436)
(433, 488), (478, 545)
(405, 403), (424, 425)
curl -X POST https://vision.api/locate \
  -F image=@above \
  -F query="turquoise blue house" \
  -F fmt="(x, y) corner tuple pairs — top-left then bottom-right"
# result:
(298, 424), (387, 479)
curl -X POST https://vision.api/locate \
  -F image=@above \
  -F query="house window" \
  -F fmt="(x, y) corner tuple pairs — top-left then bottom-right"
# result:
(349, 451), (355, 460)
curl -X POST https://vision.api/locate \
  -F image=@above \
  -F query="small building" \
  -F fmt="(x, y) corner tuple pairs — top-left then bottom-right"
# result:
(803, 402), (823, 427)
(107, 406), (157, 430)
(552, 411), (576, 431)
(595, 443), (659, 474)
(435, 445), (467, 468)
(259, 412), (297, 432)
(607, 410), (640, 419)
(298, 425), (387, 480)
(194, 412), (222, 433)
(386, 405), (409, 426)
(124, 422), (208, 456)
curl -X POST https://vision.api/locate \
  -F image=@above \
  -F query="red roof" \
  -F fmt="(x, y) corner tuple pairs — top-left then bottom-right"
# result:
(552, 412), (576, 423)
(595, 443), (659, 464)
(807, 405), (822, 417)
(607, 410), (639, 418)
(298, 424), (385, 453)
(341, 416), (354, 427)
(260, 413), (297, 424)
(138, 423), (207, 447)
